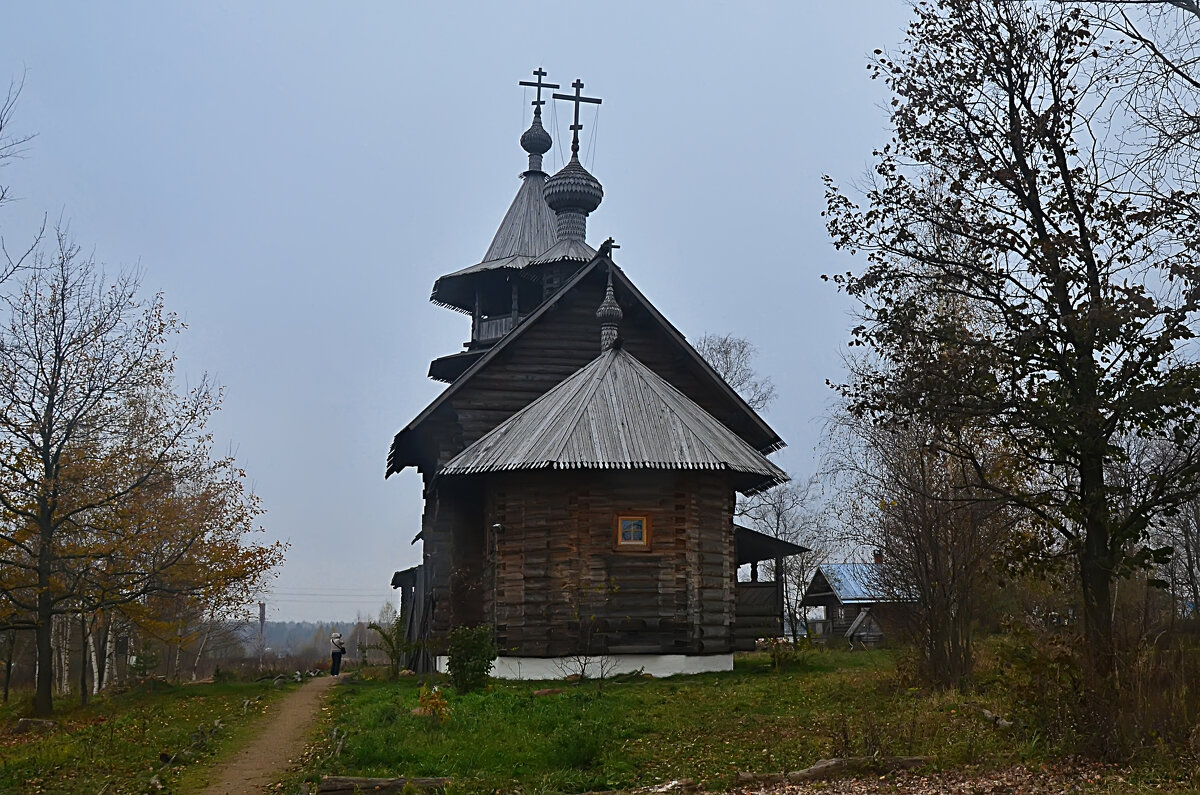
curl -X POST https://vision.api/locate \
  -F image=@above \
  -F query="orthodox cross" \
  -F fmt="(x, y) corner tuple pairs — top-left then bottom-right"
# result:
(553, 79), (602, 156)
(519, 68), (559, 113)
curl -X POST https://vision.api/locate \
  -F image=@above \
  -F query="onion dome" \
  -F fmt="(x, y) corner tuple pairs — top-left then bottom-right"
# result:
(544, 155), (603, 216)
(520, 110), (552, 157)
(596, 268), (622, 350)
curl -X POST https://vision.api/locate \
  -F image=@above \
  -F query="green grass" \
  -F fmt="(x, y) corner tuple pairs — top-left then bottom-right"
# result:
(292, 651), (988, 792)
(0, 678), (295, 794)
(293, 650), (1200, 794)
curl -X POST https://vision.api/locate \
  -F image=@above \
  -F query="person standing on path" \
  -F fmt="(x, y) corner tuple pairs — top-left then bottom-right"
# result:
(330, 631), (346, 677)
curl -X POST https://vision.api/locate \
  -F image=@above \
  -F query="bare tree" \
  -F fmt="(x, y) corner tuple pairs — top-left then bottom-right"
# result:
(0, 76), (34, 210)
(694, 332), (776, 412)
(0, 76), (44, 291)
(1157, 494), (1200, 619)
(827, 415), (1016, 687)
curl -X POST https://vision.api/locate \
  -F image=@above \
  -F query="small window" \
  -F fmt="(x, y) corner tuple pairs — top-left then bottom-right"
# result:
(615, 515), (650, 549)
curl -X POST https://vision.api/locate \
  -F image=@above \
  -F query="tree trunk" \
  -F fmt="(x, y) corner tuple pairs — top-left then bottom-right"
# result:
(2, 629), (16, 703)
(78, 613), (89, 707)
(91, 618), (108, 694)
(106, 628), (119, 687)
(192, 624), (211, 681)
(1078, 436), (1116, 680)
(34, 526), (54, 717)
(1080, 546), (1114, 674)
(54, 613), (70, 696)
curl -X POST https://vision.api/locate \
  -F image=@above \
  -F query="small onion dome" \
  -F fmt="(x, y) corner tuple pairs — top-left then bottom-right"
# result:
(520, 112), (553, 156)
(596, 275), (622, 325)
(596, 270), (622, 351)
(544, 155), (603, 215)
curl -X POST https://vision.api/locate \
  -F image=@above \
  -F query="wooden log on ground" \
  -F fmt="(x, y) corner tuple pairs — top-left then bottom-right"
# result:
(734, 756), (929, 786)
(786, 756), (929, 781)
(317, 775), (451, 793)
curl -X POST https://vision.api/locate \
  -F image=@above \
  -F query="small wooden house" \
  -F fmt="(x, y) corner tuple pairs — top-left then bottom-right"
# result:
(385, 74), (794, 677)
(801, 563), (911, 646)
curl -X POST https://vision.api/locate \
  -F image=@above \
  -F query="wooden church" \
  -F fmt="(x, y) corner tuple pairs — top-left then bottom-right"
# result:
(387, 72), (792, 677)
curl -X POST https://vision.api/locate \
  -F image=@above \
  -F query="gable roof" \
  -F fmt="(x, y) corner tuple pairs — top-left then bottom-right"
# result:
(387, 256), (785, 477)
(439, 346), (788, 494)
(803, 563), (915, 605)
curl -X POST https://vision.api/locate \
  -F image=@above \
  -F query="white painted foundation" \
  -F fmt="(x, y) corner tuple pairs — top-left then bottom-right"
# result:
(434, 653), (733, 680)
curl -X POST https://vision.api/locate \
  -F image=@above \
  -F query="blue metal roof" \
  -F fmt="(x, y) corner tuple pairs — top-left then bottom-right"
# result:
(820, 563), (887, 604)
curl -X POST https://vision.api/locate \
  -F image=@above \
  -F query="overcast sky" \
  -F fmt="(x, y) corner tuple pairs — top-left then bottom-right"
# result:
(0, 2), (912, 622)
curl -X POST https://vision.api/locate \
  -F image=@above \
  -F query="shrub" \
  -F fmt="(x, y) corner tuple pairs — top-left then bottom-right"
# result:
(445, 625), (496, 694)
(368, 610), (417, 680)
(129, 648), (161, 681)
(766, 637), (815, 671)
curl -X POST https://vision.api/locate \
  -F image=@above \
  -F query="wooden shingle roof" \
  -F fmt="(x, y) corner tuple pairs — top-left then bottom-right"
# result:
(440, 345), (788, 494)
(430, 170), (558, 313)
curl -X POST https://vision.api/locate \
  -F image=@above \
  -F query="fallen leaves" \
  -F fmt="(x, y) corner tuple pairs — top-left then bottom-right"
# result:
(725, 762), (1174, 794)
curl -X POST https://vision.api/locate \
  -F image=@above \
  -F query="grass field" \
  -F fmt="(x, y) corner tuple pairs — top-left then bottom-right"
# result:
(0, 677), (296, 794)
(292, 648), (1200, 794)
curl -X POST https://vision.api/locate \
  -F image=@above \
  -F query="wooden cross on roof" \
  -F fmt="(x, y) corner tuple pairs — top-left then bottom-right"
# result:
(553, 78), (602, 156)
(519, 68), (559, 114)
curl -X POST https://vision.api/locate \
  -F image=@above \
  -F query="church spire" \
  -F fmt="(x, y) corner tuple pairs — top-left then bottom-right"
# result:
(544, 79), (603, 243)
(518, 68), (557, 173)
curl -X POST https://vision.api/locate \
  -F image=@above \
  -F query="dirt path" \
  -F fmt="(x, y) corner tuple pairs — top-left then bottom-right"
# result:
(194, 675), (336, 794)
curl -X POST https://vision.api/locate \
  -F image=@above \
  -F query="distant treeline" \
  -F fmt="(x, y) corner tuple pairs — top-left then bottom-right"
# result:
(240, 619), (383, 662)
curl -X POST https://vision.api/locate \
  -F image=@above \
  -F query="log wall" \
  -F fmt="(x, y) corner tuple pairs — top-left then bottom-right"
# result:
(460, 470), (738, 657)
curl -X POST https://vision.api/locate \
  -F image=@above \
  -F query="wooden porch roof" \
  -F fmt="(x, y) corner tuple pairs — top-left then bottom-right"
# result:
(734, 524), (808, 565)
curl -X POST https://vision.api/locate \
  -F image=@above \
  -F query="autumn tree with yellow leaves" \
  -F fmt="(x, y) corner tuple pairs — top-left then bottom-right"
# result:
(0, 232), (283, 716)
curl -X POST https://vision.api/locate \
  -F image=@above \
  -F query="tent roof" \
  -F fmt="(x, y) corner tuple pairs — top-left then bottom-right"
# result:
(439, 346), (787, 494)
